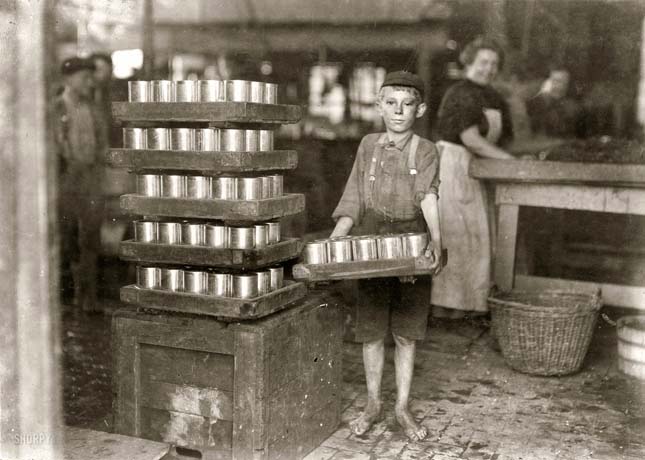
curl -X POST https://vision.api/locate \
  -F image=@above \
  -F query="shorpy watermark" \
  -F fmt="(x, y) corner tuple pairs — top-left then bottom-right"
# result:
(6, 432), (55, 446)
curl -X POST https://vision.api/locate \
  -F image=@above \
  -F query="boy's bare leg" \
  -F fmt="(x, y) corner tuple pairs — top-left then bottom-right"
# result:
(350, 338), (384, 436)
(393, 334), (427, 441)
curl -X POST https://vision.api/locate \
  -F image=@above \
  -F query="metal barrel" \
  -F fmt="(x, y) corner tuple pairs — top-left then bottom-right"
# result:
(160, 268), (184, 292)
(134, 221), (158, 243)
(378, 235), (403, 260)
(172, 80), (196, 102)
(267, 221), (281, 244)
(232, 274), (258, 299)
(329, 238), (353, 263)
(352, 237), (378, 261)
(229, 227), (255, 249)
(249, 81), (265, 103)
(158, 222), (182, 245)
(195, 128), (219, 151)
(245, 130), (259, 152)
(254, 224), (268, 249)
(225, 80), (250, 102)
(123, 128), (147, 149)
(255, 271), (271, 296)
(128, 81), (150, 102)
(238, 177), (262, 200)
(136, 174), (161, 197)
(170, 128), (194, 151)
(402, 232), (428, 257)
(263, 83), (278, 104)
(184, 270), (207, 294)
(205, 224), (228, 248)
(161, 175), (187, 198)
(151, 80), (172, 102)
(261, 176), (273, 199)
(181, 223), (205, 246)
(269, 266), (284, 291)
(186, 176), (211, 199)
(268, 174), (283, 197)
(208, 272), (231, 297)
(197, 80), (224, 102)
(146, 128), (169, 150)
(304, 241), (328, 265)
(220, 129), (245, 152)
(259, 130), (274, 151)
(137, 266), (160, 289)
(212, 177), (237, 200)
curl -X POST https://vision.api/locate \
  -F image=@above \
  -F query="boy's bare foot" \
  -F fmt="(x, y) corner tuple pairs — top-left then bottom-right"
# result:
(395, 407), (427, 441)
(349, 401), (382, 436)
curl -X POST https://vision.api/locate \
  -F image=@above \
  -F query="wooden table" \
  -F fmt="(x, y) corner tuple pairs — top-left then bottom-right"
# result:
(470, 159), (645, 310)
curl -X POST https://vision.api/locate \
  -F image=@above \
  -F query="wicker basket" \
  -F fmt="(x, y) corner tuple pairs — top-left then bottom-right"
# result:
(489, 290), (602, 376)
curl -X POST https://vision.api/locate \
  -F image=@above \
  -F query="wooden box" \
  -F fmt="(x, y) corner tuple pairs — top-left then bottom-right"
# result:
(113, 294), (343, 460)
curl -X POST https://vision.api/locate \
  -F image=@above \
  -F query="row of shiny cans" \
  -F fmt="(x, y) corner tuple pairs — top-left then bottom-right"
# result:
(128, 80), (278, 104)
(136, 265), (284, 298)
(136, 174), (283, 200)
(134, 221), (280, 248)
(303, 233), (429, 265)
(123, 127), (275, 152)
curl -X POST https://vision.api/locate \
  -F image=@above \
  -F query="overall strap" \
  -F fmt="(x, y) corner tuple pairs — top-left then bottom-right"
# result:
(407, 134), (419, 175)
(368, 133), (388, 182)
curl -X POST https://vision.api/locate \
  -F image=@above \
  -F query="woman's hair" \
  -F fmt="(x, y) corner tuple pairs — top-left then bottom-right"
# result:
(459, 36), (505, 70)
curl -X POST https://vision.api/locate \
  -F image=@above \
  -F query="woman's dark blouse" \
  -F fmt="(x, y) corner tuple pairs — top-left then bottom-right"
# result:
(437, 79), (513, 146)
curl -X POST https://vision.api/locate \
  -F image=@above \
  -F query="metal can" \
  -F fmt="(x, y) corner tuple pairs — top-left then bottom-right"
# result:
(378, 235), (403, 260)
(151, 80), (172, 102)
(255, 270), (271, 295)
(172, 80), (196, 102)
(304, 241), (328, 265)
(261, 176), (273, 199)
(137, 266), (160, 289)
(136, 174), (161, 197)
(186, 176), (211, 199)
(264, 83), (278, 104)
(259, 130), (274, 151)
(212, 177), (237, 200)
(134, 221), (158, 243)
(123, 128), (147, 149)
(197, 80), (224, 102)
(205, 224), (228, 248)
(208, 272), (231, 297)
(160, 268), (184, 292)
(147, 128), (169, 150)
(229, 227), (255, 249)
(158, 222), (182, 244)
(267, 221), (281, 244)
(249, 81), (265, 103)
(128, 81), (150, 102)
(238, 177), (262, 200)
(184, 270), (207, 294)
(225, 80), (250, 102)
(170, 128), (194, 151)
(220, 129), (245, 152)
(245, 130), (259, 152)
(268, 174), (283, 197)
(329, 238), (352, 263)
(181, 223), (205, 246)
(254, 224), (268, 249)
(161, 175), (187, 198)
(402, 232), (428, 258)
(352, 237), (378, 261)
(233, 274), (258, 299)
(195, 128), (219, 151)
(269, 266), (284, 291)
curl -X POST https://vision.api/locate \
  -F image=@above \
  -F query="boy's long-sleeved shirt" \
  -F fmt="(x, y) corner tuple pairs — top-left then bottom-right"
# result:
(332, 132), (440, 224)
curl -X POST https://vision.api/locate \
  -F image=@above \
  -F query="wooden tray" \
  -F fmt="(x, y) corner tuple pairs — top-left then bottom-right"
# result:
(120, 281), (307, 320)
(292, 249), (448, 282)
(112, 102), (302, 125)
(120, 193), (305, 222)
(107, 149), (298, 174)
(120, 238), (302, 269)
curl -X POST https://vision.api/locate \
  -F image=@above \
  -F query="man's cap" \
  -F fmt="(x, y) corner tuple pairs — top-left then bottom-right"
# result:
(61, 57), (96, 75)
(380, 71), (425, 97)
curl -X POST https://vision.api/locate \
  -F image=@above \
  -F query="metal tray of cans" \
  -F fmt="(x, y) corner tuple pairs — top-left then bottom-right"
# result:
(119, 193), (305, 222)
(120, 238), (303, 269)
(119, 280), (307, 320)
(106, 149), (298, 173)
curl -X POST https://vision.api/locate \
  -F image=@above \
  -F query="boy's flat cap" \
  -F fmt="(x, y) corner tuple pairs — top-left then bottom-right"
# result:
(61, 57), (96, 75)
(381, 71), (425, 97)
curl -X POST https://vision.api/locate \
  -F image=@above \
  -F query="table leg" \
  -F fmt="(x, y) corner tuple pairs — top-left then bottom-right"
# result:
(495, 204), (520, 291)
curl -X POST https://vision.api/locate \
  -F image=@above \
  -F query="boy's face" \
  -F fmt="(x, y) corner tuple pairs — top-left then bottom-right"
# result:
(376, 87), (426, 134)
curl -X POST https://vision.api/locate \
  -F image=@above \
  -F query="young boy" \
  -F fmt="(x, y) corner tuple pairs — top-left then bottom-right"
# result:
(331, 71), (443, 441)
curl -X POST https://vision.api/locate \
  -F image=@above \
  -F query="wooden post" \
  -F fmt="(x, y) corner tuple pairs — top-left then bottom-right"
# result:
(416, 42), (433, 139)
(143, 0), (155, 78)
(494, 203), (520, 292)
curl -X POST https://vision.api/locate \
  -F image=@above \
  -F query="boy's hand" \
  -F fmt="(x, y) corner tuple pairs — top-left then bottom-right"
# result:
(424, 240), (443, 275)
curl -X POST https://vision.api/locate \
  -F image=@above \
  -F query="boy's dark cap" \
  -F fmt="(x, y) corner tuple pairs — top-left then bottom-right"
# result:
(61, 57), (96, 75)
(381, 71), (425, 97)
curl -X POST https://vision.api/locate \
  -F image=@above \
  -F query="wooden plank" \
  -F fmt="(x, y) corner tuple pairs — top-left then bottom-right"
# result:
(140, 381), (233, 421)
(494, 204), (520, 292)
(494, 183), (645, 216)
(471, 158), (645, 187)
(112, 317), (141, 436)
(120, 193), (305, 221)
(120, 281), (307, 320)
(120, 238), (303, 269)
(112, 102), (302, 125)
(514, 274), (645, 310)
(63, 426), (170, 460)
(106, 149), (299, 173)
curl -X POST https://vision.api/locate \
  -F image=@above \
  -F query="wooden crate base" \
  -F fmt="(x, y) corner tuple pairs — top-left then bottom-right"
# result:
(120, 238), (303, 269)
(113, 294), (343, 460)
(120, 280), (307, 320)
